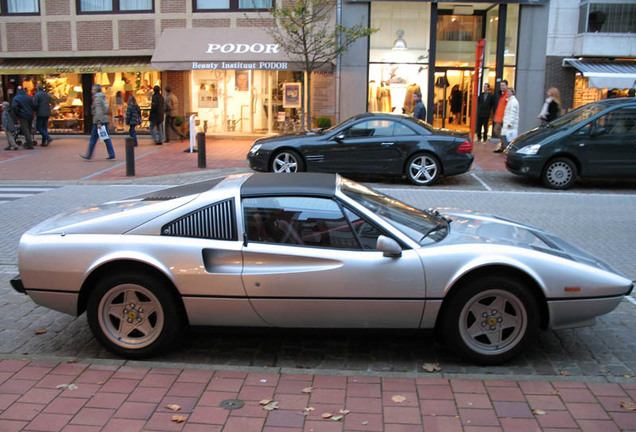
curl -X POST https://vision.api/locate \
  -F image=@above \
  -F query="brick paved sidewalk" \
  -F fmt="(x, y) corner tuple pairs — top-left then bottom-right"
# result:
(0, 359), (634, 432)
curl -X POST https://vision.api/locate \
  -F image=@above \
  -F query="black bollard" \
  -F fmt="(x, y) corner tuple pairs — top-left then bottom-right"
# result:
(125, 137), (135, 177)
(197, 132), (206, 168)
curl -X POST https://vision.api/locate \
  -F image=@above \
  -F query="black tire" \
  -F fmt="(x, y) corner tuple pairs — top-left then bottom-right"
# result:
(270, 149), (305, 173)
(405, 153), (441, 186)
(87, 271), (182, 359)
(441, 276), (538, 365)
(542, 157), (577, 189)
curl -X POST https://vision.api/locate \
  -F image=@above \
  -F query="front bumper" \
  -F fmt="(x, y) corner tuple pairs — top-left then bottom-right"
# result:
(505, 152), (545, 178)
(10, 275), (25, 294)
(247, 150), (270, 172)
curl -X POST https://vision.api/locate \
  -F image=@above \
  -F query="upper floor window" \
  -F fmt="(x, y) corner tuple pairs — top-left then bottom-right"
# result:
(195, 0), (272, 12)
(78, 0), (153, 13)
(578, 1), (636, 33)
(0, 0), (39, 15)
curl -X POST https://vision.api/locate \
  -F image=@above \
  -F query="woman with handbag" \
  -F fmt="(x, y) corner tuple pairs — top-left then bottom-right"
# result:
(80, 84), (116, 160)
(125, 95), (142, 147)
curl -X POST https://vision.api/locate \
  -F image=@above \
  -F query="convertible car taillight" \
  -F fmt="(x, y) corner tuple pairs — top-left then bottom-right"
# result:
(457, 139), (473, 154)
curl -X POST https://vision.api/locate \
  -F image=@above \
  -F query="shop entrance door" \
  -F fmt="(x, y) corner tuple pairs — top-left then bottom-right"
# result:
(432, 68), (474, 131)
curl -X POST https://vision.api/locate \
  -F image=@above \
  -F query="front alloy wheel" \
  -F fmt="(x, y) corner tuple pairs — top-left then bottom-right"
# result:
(271, 150), (305, 173)
(406, 153), (440, 185)
(442, 276), (538, 365)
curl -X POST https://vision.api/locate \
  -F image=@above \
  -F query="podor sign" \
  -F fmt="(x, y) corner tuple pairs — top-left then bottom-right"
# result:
(206, 43), (280, 55)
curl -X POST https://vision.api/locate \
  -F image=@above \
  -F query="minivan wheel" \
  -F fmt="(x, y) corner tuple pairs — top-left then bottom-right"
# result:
(542, 157), (577, 189)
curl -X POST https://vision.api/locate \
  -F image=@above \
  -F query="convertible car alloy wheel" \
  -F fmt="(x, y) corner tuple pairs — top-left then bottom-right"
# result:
(407, 153), (440, 185)
(272, 150), (304, 173)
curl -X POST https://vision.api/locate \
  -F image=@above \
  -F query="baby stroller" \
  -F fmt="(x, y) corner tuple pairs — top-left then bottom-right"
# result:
(12, 117), (36, 149)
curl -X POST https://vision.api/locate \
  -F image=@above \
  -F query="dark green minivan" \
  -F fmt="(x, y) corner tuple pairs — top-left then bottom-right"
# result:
(506, 98), (636, 189)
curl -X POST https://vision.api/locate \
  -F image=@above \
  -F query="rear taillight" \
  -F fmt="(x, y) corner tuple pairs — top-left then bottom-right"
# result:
(457, 139), (473, 154)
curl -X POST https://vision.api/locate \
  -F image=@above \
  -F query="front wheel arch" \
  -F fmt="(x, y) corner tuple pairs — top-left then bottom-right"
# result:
(269, 148), (306, 173)
(404, 152), (443, 186)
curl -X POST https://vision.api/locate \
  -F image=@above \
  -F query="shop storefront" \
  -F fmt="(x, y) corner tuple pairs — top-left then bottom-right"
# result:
(367, 1), (520, 134)
(152, 28), (334, 135)
(0, 57), (156, 134)
(564, 59), (636, 108)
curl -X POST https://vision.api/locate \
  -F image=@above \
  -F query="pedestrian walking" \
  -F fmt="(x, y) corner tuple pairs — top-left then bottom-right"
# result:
(164, 86), (183, 142)
(33, 83), (53, 147)
(125, 95), (142, 147)
(412, 91), (427, 121)
(79, 84), (116, 160)
(449, 85), (463, 124)
(501, 87), (519, 148)
(492, 80), (509, 152)
(476, 83), (495, 141)
(2, 101), (19, 150)
(538, 87), (561, 124)
(149, 85), (164, 145)
(11, 87), (35, 149)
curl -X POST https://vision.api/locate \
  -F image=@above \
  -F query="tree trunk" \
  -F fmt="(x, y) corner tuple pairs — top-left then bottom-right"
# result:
(305, 71), (312, 131)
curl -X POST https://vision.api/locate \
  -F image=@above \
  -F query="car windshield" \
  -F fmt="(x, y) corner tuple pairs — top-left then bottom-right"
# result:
(547, 103), (605, 129)
(340, 178), (447, 244)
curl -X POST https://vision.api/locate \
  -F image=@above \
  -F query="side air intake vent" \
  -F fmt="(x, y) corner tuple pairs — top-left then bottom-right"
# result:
(162, 199), (236, 240)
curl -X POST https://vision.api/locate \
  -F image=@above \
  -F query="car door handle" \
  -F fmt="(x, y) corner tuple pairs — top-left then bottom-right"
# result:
(381, 142), (395, 146)
(578, 143), (585, 147)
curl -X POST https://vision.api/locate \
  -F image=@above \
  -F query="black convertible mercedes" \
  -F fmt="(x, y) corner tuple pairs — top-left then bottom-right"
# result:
(247, 113), (474, 186)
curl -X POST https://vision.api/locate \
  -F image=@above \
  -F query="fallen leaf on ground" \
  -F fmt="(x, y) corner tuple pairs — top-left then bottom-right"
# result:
(171, 415), (187, 423)
(263, 401), (279, 411)
(560, 371), (571, 376)
(392, 395), (407, 403)
(304, 407), (315, 412)
(55, 384), (78, 391)
(619, 401), (636, 411)
(339, 409), (350, 415)
(34, 329), (47, 335)
(321, 413), (333, 419)
(302, 387), (315, 393)
(331, 415), (344, 421)
(422, 363), (442, 372)
(166, 404), (181, 411)
(259, 398), (273, 405)
(532, 409), (546, 415)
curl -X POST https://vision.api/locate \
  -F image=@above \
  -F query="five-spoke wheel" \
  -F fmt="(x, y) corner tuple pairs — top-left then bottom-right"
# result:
(442, 276), (538, 364)
(87, 271), (182, 359)
(271, 150), (305, 173)
(406, 153), (440, 186)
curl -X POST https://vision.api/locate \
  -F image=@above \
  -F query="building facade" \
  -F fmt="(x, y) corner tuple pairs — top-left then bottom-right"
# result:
(0, 0), (634, 138)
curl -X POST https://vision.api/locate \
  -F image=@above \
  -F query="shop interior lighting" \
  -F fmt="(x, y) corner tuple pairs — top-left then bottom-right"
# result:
(71, 98), (83, 106)
(74, 86), (82, 92)
(392, 29), (407, 51)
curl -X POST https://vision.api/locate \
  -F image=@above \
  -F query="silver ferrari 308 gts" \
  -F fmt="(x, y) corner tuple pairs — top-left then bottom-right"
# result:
(11, 173), (633, 364)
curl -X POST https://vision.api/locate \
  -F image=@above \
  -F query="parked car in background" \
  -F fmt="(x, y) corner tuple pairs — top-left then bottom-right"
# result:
(506, 98), (636, 189)
(247, 112), (474, 186)
(11, 173), (633, 364)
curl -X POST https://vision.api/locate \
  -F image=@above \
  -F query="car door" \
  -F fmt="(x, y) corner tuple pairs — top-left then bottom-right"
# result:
(240, 195), (427, 328)
(317, 119), (407, 173)
(575, 107), (636, 176)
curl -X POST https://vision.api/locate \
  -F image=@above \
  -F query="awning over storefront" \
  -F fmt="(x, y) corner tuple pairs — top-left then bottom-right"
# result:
(0, 57), (152, 75)
(563, 59), (636, 89)
(152, 28), (318, 72)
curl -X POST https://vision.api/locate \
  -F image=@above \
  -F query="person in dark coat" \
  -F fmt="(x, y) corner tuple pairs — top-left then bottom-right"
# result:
(33, 83), (53, 146)
(537, 87), (561, 124)
(476, 83), (495, 141)
(449, 85), (463, 124)
(149, 85), (164, 145)
(125, 95), (142, 147)
(11, 87), (35, 149)
(412, 91), (426, 122)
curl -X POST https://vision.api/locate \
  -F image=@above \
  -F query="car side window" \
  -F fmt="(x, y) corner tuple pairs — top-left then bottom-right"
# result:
(243, 196), (363, 249)
(594, 108), (636, 136)
(344, 120), (394, 138)
(342, 207), (383, 250)
(393, 122), (417, 136)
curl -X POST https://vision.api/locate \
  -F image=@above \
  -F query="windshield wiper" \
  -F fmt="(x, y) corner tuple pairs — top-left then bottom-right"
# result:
(420, 220), (449, 242)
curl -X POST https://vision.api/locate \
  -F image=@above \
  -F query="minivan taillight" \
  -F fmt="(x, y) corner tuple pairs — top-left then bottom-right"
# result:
(457, 140), (473, 154)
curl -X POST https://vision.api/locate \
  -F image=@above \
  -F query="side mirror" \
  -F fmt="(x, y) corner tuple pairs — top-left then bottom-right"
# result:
(590, 127), (607, 137)
(335, 133), (345, 142)
(377, 235), (402, 258)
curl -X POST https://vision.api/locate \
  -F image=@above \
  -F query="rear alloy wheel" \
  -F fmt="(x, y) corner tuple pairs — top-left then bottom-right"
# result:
(442, 276), (538, 365)
(87, 271), (182, 359)
(406, 153), (440, 186)
(271, 150), (305, 173)
(542, 157), (577, 189)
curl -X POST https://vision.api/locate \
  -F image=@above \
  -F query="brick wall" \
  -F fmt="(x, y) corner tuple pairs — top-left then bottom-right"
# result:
(77, 21), (114, 51)
(237, 18), (275, 27)
(47, 21), (72, 51)
(119, 20), (155, 50)
(161, 0), (187, 13)
(161, 19), (187, 31)
(6, 22), (42, 52)
(545, 56), (576, 112)
(193, 19), (231, 28)
(45, 0), (70, 15)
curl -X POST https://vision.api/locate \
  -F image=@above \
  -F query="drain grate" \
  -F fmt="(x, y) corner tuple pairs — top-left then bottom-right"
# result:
(219, 399), (245, 410)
